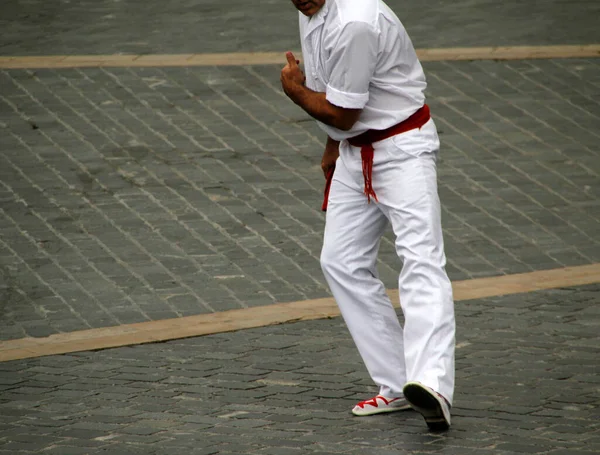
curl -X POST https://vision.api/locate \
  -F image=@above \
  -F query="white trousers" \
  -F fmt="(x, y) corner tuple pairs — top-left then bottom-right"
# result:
(320, 119), (455, 404)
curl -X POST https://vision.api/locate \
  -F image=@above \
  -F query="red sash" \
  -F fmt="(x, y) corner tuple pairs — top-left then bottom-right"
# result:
(322, 104), (431, 211)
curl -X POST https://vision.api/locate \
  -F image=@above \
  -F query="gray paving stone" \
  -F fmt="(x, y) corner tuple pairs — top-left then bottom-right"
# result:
(0, 1), (599, 453)
(1, 7), (600, 338)
(2, 286), (598, 453)
(1, 0), (599, 54)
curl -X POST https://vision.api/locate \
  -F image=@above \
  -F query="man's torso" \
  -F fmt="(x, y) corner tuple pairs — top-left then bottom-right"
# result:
(299, 0), (427, 140)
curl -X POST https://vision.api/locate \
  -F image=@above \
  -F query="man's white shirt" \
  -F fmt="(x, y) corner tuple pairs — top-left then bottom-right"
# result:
(299, 0), (427, 141)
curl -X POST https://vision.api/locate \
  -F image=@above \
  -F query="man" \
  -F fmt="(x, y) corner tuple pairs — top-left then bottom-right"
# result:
(281, 0), (455, 431)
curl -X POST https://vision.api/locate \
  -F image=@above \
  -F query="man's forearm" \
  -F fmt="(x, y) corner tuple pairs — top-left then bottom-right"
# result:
(287, 84), (359, 131)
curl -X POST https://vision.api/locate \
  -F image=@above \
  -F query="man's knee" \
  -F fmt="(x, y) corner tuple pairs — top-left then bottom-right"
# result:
(320, 241), (337, 275)
(320, 235), (350, 276)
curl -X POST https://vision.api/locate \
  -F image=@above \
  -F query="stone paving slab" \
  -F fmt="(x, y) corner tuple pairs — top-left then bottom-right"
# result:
(2, 263), (600, 362)
(1, 57), (599, 340)
(1, 0), (599, 56)
(0, 284), (599, 454)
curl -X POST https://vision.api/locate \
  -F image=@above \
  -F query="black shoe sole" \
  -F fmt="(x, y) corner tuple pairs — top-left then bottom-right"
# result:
(403, 383), (450, 432)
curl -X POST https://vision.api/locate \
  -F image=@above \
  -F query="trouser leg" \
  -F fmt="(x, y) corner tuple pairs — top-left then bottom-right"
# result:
(320, 155), (407, 398)
(375, 122), (455, 404)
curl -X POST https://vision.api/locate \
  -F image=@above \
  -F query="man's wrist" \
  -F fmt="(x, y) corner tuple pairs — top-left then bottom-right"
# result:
(287, 82), (306, 106)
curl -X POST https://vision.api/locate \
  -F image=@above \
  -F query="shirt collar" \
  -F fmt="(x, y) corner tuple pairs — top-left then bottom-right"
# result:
(303, 1), (330, 39)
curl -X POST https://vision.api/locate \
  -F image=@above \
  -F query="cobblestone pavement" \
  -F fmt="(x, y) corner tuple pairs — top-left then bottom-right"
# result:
(1, 0), (600, 55)
(1, 57), (599, 340)
(1, 285), (599, 454)
(1, 0), (600, 453)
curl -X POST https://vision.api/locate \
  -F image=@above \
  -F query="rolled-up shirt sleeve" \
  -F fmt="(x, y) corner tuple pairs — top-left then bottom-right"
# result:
(325, 21), (378, 109)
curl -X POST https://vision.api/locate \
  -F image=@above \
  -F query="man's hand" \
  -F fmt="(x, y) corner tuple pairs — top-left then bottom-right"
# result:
(281, 51), (305, 101)
(322, 137), (340, 178)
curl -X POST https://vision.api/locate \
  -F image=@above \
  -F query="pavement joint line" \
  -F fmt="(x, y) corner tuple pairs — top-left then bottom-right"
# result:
(0, 45), (599, 69)
(1, 263), (599, 362)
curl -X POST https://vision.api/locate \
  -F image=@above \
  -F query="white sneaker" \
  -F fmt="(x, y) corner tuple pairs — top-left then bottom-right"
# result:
(352, 395), (411, 416)
(403, 382), (451, 431)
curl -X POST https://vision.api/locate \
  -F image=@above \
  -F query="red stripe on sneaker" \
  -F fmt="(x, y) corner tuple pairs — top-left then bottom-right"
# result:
(356, 396), (400, 409)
